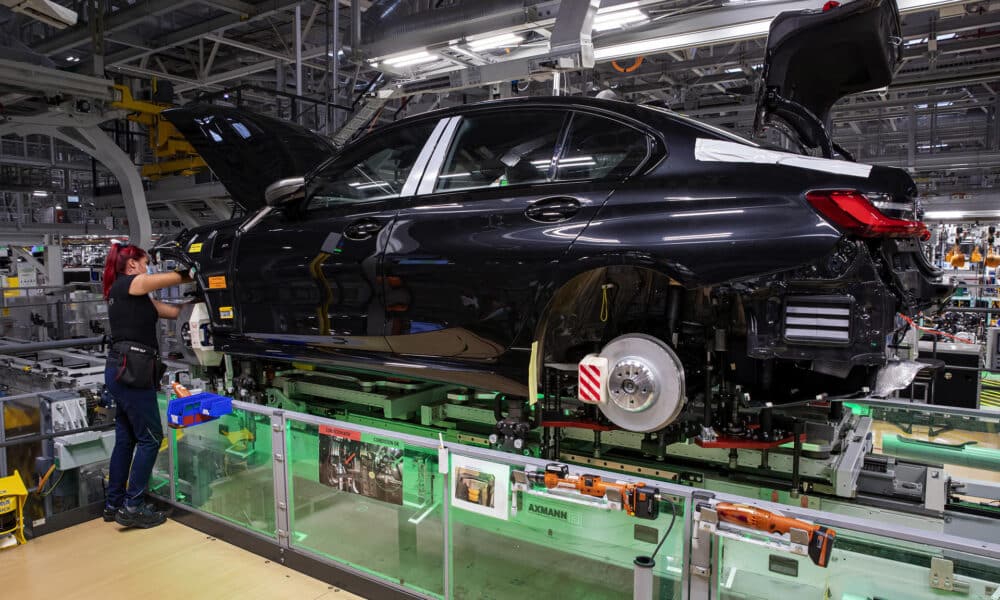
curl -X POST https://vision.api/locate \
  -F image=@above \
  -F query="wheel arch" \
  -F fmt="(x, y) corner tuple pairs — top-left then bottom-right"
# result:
(526, 261), (692, 378)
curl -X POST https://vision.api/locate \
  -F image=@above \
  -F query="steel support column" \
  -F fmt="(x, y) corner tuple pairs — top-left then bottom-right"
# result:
(37, 125), (152, 248)
(43, 236), (64, 287)
(164, 203), (201, 229)
(907, 106), (917, 171)
(204, 198), (231, 220)
(294, 4), (303, 100)
(328, 0), (339, 134)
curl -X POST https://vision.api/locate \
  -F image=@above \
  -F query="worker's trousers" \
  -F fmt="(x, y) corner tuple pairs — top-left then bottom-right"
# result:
(105, 356), (164, 509)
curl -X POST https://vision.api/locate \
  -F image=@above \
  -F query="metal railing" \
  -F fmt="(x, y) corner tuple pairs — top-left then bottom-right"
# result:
(156, 399), (1000, 600)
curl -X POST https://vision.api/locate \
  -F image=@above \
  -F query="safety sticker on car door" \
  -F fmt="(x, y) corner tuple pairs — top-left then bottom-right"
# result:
(219, 306), (234, 319)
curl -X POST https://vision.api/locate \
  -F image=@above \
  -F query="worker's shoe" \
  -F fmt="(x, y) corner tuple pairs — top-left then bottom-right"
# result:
(103, 505), (121, 522)
(114, 503), (166, 529)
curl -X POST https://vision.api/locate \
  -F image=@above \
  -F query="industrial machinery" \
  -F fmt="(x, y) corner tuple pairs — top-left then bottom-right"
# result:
(109, 83), (208, 180)
(160, 300), (1000, 565)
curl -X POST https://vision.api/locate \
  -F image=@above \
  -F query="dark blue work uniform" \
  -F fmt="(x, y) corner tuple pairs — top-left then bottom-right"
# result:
(105, 274), (163, 510)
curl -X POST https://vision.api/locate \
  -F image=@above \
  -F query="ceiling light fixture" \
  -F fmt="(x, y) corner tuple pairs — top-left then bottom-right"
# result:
(593, 8), (649, 31)
(466, 32), (524, 52)
(594, 19), (773, 61)
(599, 1), (640, 12)
(382, 50), (438, 67)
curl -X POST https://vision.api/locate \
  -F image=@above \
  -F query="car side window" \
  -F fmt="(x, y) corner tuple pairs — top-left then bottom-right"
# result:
(306, 121), (437, 209)
(433, 110), (568, 192)
(554, 113), (650, 181)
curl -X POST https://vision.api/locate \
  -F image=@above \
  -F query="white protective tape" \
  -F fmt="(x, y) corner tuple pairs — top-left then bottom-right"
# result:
(694, 138), (873, 179)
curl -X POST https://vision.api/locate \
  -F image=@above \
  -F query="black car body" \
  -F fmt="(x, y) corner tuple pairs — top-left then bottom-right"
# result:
(154, 0), (950, 433)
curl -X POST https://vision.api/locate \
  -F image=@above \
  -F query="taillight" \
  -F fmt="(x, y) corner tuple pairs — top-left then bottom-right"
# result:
(805, 190), (930, 240)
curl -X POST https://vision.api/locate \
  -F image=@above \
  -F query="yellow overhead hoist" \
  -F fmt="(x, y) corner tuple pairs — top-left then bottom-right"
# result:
(110, 80), (207, 180)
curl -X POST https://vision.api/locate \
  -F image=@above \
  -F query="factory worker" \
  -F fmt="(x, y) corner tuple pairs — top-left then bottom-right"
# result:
(101, 241), (192, 529)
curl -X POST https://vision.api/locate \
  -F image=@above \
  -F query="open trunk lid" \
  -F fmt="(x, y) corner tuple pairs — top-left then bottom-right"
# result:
(162, 105), (336, 212)
(754, 0), (902, 157)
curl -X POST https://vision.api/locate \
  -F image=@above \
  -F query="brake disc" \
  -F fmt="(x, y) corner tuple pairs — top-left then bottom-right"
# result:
(598, 334), (686, 433)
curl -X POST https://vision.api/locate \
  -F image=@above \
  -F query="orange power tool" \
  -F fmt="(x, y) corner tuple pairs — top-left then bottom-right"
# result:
(527, 464), (659, 520)
(709, 502), (836, 567)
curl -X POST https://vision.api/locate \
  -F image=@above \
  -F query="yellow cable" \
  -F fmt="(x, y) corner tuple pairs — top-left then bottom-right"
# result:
(600, 284), (611, 323)
(36, 464), (56, 493)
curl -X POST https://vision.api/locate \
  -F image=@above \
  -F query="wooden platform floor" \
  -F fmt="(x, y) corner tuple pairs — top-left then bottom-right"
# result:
(4, 517), (363, 600)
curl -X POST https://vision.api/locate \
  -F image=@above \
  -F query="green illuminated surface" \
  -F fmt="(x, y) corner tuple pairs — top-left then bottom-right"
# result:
(151, 394), (171, 496)
(149, 397), (997, 600)
(171, 407), (276, 537)
(448, 494), (684, 600)
(280, 420), (683, 599)
(286, 420), (444, 597)
(716, 521), (1000, 599)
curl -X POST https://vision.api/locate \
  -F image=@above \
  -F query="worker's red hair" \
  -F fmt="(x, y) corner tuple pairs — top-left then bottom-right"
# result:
(102, 242), (147, 299)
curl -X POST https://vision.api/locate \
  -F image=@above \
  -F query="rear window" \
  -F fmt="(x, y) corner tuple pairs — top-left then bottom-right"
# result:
(641, 105), (760, 147)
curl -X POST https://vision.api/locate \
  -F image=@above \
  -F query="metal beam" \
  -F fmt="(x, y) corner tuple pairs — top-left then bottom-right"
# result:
(63, 126), (150, 248)
(164, 202), (201, 228)
(174, 45), (328, 92)
(204, 198), (232, 220)
(196, 0), (254, 16)
(204, 33), (290, 62)
(97, 181), (230, 206)
(33, 0), (196, 56)
(295, 4), (303, 98)
(0, 57), (116, 101)
(301, 1), (321, 40)
(548, 0), (596, 68)
(203, 40), (221, 77)
(109, 63), (206, 88)
(102, 0), (303, 68)
(11, 246), (47, 276)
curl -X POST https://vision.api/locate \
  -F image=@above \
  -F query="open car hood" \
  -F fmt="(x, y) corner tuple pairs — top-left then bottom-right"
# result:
(162, 105), (336, 212)
(754, 0), (901, 157)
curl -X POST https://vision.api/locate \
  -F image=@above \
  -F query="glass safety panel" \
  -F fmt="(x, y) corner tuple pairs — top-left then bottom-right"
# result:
(286, 419), (444, 598)
(848, 400), (1000, 515)
(172, 405), (275, 537)
(715, 513), (1000, 600)
(447, 455), (686, 600)
(150, 393), (172, 497)
(3, 395), (42, 483)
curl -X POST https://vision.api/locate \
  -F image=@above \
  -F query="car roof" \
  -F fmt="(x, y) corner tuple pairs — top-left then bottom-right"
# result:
(365, 95), (670, 136)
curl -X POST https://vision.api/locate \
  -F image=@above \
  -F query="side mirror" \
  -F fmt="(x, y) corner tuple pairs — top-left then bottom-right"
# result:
(264, 176), (305, 207)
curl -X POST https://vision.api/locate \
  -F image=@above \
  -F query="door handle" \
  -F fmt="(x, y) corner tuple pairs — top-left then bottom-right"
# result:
(525, 197), (581, 223)
(343, 218), (384, 241)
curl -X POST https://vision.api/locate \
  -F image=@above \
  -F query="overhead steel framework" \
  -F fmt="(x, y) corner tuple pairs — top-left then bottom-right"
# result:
(0, 0), (998, 232)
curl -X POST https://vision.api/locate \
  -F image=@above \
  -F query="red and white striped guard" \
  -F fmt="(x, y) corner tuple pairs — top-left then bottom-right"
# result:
(578, 354), (608, 404)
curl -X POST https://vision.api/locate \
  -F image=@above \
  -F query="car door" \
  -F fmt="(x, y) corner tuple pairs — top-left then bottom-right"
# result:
(230, 118), (443, 351)
(160, 105), (341, 338)
(381, 107), (656, 359)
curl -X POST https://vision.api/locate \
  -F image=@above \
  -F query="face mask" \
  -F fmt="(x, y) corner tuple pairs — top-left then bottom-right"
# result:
(146, 264), (154, 275)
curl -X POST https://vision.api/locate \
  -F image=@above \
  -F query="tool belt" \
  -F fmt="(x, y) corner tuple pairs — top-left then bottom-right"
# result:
(111, 340), (165, 389)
